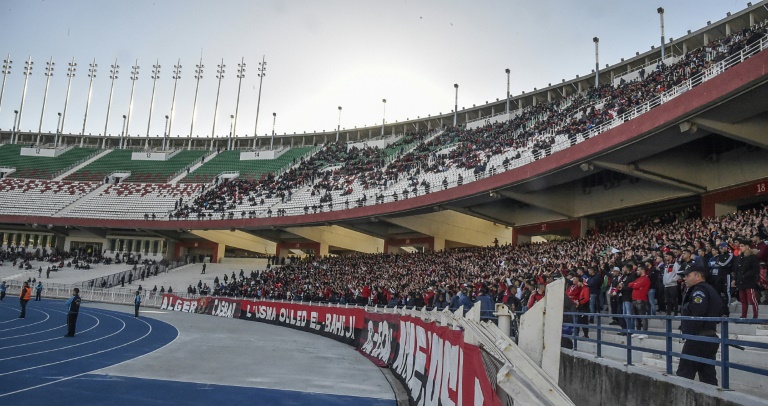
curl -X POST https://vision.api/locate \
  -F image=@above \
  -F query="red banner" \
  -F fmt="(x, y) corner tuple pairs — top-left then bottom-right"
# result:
(387, 316), (500, 406)
(160, 294), (241, 318)
(358, 312), (400, 367)
(160, 296), (501, 405)
(239, 300), (364, 345)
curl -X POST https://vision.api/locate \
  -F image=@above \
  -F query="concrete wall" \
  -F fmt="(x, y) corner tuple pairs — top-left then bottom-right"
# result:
(559, 351), (752, 406)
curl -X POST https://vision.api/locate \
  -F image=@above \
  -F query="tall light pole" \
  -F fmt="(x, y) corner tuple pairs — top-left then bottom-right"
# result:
(37, 57), (54, 145)
(60, 58), (76, 137)
(505, 68), (510, 115)
(252, 55), (266, 147)
(381, 99), (386, 137)
(658, 7), (666, 61)
(82, 58), (96, 135)
(55, 112), (62, 146)
(336, 106), (342, 142)
(593, 37), (600, 89)
(11, 109), (18, 144)
(188, 56), (203, 150)
(145, 60), (160, 149)
(102, 59), (118, 147)
(163, 115), (169, 150)
(453, 83), (458, 127)
(124, 59), (139, 147)
(227, 114), (234, 150)
(211, 58), (225, 142)
(17, 56), (33, 136)
(0, 54), (11, 116)
(233, 57), (245, 142)
(168, 59), (181, 148)
(121, 114), (127, 144)
(270, 112), (276, 150)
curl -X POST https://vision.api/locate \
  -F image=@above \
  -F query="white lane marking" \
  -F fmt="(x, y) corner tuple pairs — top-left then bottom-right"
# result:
(0, 307), (51, 331)
(0, 311), (161, 398)
(0, 312), (120, 363)
(0, 311), (102, 350)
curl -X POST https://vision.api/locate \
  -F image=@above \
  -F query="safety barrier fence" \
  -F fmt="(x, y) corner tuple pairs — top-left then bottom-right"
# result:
(563, 311), (768, 391)
(0, 283), (571, 405)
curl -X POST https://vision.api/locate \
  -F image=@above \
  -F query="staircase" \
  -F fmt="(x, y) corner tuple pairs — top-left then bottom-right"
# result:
(53, 149), (112, 181)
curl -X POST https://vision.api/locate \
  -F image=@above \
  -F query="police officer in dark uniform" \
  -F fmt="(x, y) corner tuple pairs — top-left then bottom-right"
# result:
(676, 265), (722, 385)
(64, 288), (82, 337)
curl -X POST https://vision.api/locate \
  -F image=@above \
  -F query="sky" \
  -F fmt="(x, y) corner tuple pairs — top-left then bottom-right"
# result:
(0, 0), (752, 141)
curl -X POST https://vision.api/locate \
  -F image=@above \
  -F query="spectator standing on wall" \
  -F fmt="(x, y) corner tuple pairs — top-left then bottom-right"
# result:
(628, 264), (650, 335)
(733, 238), (760, 319)
(476, 287), (495, 321)
(662, 252), (681, 315)
(618, 263), (636, 336)
(586, 267), (602, 322)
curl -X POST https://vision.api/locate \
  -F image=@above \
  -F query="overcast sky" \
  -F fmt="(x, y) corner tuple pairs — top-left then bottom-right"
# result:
(0, 0), (750, 141)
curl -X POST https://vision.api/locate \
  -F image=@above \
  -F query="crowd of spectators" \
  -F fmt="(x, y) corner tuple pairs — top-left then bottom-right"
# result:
(190, 204), (768, 326)
(170, 131), (429, 220)
(171, 24), (766, 219)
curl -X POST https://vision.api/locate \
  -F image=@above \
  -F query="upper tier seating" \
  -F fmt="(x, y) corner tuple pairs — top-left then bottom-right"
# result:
(64, 182), (204, 220)
(64, 149), (209, 183)
(0, 145), (99, 179)
(181, 146), (315, 184)
(0, 178), (97, 216)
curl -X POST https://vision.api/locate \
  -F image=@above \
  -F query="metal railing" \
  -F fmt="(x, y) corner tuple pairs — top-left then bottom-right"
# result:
(563, 311), (768, 391)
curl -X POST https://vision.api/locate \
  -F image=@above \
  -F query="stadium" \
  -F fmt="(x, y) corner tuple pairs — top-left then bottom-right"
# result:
(1, 1), (768, 405)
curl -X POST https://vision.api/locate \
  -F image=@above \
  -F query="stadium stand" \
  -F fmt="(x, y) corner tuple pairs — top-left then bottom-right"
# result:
(181, 146), (315, 184)
(0, 144), (100, 180)
(64, 149), (209, 183)
(169, 23), (767, 220)
(0, 178), (97, 216)
(64, 182), (203, 220)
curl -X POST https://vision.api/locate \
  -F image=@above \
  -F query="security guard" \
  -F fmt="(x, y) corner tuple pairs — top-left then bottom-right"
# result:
(64, 288), (82, 337)
(676, 265), (722, 385)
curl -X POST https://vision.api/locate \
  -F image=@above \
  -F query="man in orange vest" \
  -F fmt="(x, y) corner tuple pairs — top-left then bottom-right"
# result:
(19, 281), (31, 318)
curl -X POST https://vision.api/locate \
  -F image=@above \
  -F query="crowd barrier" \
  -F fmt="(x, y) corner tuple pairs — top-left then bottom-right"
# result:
(2, 283), (573, 405)
(563, 312), (768, 392)
(160, 294), (502, 405)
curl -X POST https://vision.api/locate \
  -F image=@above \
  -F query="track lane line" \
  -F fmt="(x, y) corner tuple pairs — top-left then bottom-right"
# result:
(0, 312), (164, 398)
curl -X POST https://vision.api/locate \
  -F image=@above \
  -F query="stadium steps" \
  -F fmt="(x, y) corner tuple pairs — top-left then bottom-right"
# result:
(572, 340), (767, 400)
(168, 150), (218, 184)
(52, 183), (110, 217)
(53, 149), (113, 181)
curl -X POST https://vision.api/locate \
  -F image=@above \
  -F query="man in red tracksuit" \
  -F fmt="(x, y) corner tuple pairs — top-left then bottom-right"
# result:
(573, 278), (591, 338)
(628, 264), (651, 333)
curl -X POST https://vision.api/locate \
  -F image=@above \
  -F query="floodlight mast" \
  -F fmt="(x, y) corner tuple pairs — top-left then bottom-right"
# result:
(82, 58), (96, 136)
(61, 57), (76, 137)
(0, 53), (12, 117)
(17, 56), (33, 139)
(37, 57), (54, 145)
(252, 55), (266, 148)
(188, 56), (204, 150)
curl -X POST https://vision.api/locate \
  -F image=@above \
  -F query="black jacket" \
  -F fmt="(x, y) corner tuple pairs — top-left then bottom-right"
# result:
(734, 250), (760, 290)
(680, 282), (721, 335)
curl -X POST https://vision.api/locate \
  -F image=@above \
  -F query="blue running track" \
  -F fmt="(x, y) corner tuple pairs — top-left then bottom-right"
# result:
(0, 299), (394, 405)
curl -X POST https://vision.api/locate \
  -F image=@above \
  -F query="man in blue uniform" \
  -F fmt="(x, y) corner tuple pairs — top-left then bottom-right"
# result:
(64, 288), (82, 337)
(676, 265), (722, 385)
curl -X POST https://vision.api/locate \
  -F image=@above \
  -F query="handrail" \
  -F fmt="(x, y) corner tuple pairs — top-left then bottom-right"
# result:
(563, 311), (768, 391)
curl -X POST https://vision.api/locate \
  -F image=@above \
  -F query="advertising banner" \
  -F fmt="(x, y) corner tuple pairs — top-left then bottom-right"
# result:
(160, 295), (501, 405)
(239, 300), (364, 345)
(160, 294), (241, 318)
